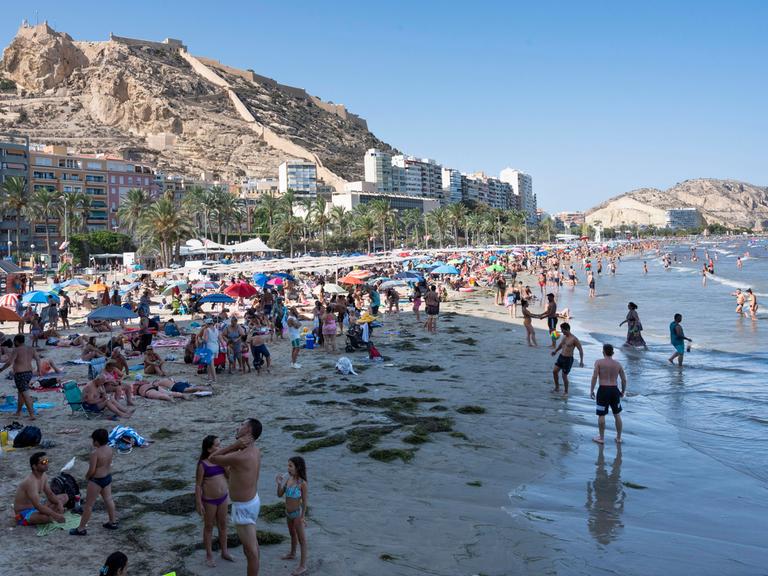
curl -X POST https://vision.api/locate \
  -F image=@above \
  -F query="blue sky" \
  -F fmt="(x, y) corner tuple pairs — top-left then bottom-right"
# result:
(2, 1), (766, 211)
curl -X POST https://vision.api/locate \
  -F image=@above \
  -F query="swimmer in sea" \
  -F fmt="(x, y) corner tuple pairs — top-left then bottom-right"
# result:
(642, 261), (648, 274)
(746, 289), (758, 320)
(734, 289), (745, 315)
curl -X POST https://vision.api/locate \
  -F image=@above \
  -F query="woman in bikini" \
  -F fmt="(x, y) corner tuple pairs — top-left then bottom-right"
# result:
(143, 346), (167, 376)
(277, 456), (309, 576)
(81, 337), (104, 361)
(521, 300), (539, 347)
(133, 378), (199, 402)
(195, 435), (233, 568)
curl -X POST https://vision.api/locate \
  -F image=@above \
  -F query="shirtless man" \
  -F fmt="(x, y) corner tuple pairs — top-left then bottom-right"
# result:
(82, 374), (134, 418)
(746, 289), (759, 320)
(590, 344), (627, 444)
(540, 293), (558, 347)
(550, 323), (584, 396)
(70, 428), (118, 535)
(13, 452), (68, 526)
(0, 334), (41, 420)
(210, 419), (263, 576)
(734, 289), (745, 315)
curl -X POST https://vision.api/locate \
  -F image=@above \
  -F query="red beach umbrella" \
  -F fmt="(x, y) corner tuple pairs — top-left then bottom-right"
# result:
(224, 282), (258, 298)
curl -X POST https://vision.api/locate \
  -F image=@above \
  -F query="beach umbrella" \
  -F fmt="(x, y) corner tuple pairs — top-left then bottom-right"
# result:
(0, 293), (19, 309)
(63, 279), (90, 288)
(266, 277), (284, 287)
(199, 294), (235, 304)
(192, 280), (219, 290)
(87, 283), (109, 293)
(252, 273), (269, 287)
(348, 270), (373, 279)
(431, 264), (460, 275)
(394, 271), (422, 280)
(161, 282), (189, 296)
(367, 276), (390, 284)
(0, 307), (22, 322)
(119, 282), (142, 295)
(313, 283), (347, 295)
(431, 261), (447, 267)
(22, 291), (59, 304)
(447, 258), (464, 265)
(486, 264), (505, 272)
(380, 280), (408, 290)
(338, 275), (364, 285)
(87, 305), (138, 321)
(272, 272), (296, 282)
(415, 262), (434, 269)
(224, 282), (258, 298)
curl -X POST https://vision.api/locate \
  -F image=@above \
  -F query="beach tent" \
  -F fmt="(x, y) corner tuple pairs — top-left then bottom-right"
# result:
(431, 264), (460, 275)
(313, 283), (347, 295)
(228, 238), (281, 253)
(62, 279), (90, 288)
(87, 305), (138, 321)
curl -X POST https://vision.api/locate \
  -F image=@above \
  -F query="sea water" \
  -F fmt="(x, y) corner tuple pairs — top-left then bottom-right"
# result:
(555, 239), (767, 482)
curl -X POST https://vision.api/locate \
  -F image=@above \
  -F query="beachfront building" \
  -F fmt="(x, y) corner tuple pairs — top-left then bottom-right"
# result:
(364, 148), (394, 194)
(666, 208), (703, 229)
(0, 133), (32, 254)
(391, 155), (443, 199)
(29, 145), (155, 251)
(278, 159), (317, 196)
(459, 172), (518, 210)
(500, 168), (537, 224)
(334, 182), (439, 214)
(442, 168), (462, 204)
(236, 177), (279, 200)
(554, 211), (586, 230)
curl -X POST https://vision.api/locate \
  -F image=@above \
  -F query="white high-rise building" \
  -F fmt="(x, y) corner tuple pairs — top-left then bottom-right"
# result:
(363, 149), (393, 194)
(442, 168), (462, 203)
(391, 155), (443, 199)
(500, 168), (536, 223)
(279, 159), (317, 195)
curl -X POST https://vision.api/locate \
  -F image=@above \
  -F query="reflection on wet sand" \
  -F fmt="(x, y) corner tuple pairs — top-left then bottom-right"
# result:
(585, 444), (625, 545)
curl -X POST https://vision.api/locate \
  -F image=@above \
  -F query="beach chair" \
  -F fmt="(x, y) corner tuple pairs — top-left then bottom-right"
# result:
(63, 381), (95, 419)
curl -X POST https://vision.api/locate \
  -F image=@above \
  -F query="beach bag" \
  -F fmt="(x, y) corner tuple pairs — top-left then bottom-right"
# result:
(194, 346), (213, 366)
(13, 425), (42, 448)
(50, 472), (81, 510)
(335, 357), (357, 375)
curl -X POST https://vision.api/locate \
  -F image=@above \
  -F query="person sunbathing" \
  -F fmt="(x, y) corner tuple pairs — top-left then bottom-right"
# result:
(36, 357), (63, 388)
(82, 375), (134, 418)
(102, 360), (135, 406)
(109, 347), (130, 376)
(143, 346), (167, 376)
(133, 377), (208, 402)
(88, 318), (113, 333)
(81, 337), (105, 361)
(13, 452), (68, 526)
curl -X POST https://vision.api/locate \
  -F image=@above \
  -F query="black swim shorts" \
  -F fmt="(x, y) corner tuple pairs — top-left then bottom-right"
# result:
(14, 371), (32, 393)
(596, 386), (622, 416)
(555, 355), (574, 374)
(547, 317), (558, 331)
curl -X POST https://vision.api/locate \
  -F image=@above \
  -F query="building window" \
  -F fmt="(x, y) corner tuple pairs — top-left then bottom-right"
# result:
(34, 157), (53, 167)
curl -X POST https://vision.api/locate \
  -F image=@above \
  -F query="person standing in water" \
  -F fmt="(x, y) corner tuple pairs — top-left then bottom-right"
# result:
(746, 289), (758, 320)
(642, 261), (648, 274)
(619, 302), (647, 349)
(590, 344), (627, 444)
(587, 270), (596, 298)
(551, 323), (584, 396)
(668, 313), (692, 367)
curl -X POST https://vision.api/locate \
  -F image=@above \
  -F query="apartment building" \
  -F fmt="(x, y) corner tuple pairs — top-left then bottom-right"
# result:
(0, 133), (31, 253)
(364, 149), (394, 194)
(29, 145), (155, 246)
(500, 168), (537, 224)
(459, 172), (517, 210)
(391, 155), (443, 199)
(665, 208), (702, 230)
(278, 160), (317, 195)
(441, 168), (462, 204)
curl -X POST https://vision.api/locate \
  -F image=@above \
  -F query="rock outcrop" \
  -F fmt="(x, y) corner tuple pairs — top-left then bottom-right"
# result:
(586, 179), (768, 231)
(0, 23), (395, 183)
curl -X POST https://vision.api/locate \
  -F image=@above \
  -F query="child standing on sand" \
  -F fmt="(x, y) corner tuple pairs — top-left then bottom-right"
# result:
(195, 435), (233, 568)
(277, 456), (309, 576)
(521, 300), (538, 347)
(70, 429), (118, 535)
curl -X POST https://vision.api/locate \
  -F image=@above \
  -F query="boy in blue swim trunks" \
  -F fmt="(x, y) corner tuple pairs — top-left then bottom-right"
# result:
(13, 452), (67, 526)
(668, 313), (692, 367)
(71, 428), (118, 535)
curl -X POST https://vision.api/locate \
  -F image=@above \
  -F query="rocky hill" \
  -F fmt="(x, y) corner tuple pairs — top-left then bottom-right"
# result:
(585, 179), (768, 231)
(0, 22), (396, 185)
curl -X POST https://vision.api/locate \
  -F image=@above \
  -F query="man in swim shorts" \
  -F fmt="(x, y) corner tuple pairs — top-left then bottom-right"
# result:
(0, 334), (41, 420)
(550, 323), (584, 396)
(590, 343), (627, 444)
(13, 452), (67, 526)
(210, 418), (263, 576)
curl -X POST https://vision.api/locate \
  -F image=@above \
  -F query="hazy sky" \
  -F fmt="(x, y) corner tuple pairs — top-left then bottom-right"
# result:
(2, 1), (766, 211)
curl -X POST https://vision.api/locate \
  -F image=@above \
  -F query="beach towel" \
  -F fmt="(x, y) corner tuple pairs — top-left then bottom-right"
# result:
(0, 399), (56, 413)
(108, 425), (147, 448)
(152, 337), (186, 348)
(335, 357), (357, 375)
(35, 511), (81, 536)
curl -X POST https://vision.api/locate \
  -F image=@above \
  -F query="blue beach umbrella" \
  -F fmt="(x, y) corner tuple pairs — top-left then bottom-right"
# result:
(22, 291), (59, 304)
(415, 262), (434, 269)
(63, 279), (90, 288)
(87, 305), (138, 321)
(394, 271), (422, 280)
(273, 272), (296, 281)
(252, 273), (269, 288)
(199, 294), (235, 304)
(431, 264), (460, 275)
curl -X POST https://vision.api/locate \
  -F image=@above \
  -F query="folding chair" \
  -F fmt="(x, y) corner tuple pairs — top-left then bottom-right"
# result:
(62, 381), (97, 419)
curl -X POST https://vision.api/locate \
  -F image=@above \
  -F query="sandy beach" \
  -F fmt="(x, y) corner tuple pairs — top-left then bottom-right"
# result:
(1, 283), (571, 575)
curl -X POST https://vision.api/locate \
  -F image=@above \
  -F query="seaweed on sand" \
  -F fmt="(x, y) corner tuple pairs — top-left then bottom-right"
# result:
(282, 423), (318, 432)
(352, 396), (441, 412)
(346, 425), (399, 453)
(399, 364), (444, 373)
(153, 427), (178, 440)
(386, 412), (454, 433)
(158, 478), (188, 490)
(154, 493), (196, 515)
(457, 405), (486, 414)
(296, 433), (346, 453)
(259, 502), (286, 522)
(455, 337), (478, 346)
(337, 384), (369, 394)
(369, 448), (417, 463)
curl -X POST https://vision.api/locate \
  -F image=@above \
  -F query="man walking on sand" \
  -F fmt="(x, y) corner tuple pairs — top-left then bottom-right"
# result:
(541, 293), (558, 347)
(551, 323), (584, 396)
(590, 344), (627, 444)
(668, 313), (692, 367)
(0, 334), (41, 420)
(210, 418), (263, 576)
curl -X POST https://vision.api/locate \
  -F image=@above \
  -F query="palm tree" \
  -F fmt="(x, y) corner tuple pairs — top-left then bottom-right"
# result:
(428, 206), (450, 248)
(136, 197), (191, 267)
(539, 216), (554, 243)
(465, 212), (483, 246)
(76, 193), (92, 233)
(117, 188), (152, 236)
(27, 188), (62, 268)
(207, 185), (230, 243)
(368, 198), (394, 251)
(1, 176), (28, 259)
(272, 212), (302, 257)
(352, 209), (377, 253)
(329, 205), (350, 242)
(446, 203), (467, 246)
(399, 208), (422, 247)
(182, 185), (207, 232)
(505, 210), (526, 244)
(309, 197), (331, 252)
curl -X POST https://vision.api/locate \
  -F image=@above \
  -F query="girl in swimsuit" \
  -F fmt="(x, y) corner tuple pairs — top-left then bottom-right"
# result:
(521, 300), (538, 347)
(277, 456), (309, 576)
(322, 306), (337, 353)
(195, 435), (233, 568)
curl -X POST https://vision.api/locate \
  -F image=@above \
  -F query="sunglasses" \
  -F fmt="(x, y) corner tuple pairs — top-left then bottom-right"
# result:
(39, 458), (49, 465)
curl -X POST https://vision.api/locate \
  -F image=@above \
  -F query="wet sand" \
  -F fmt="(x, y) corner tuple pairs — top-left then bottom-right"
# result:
(0, 288), (568, 575)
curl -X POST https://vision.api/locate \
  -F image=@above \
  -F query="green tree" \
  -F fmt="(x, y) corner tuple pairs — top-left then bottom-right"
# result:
(427, 206), (450, 248)
(1, 176), (28, 259)
(272, 212), (302, 257)
(368, 198), (395, 251)
(26, 188), (63, 268)
(352, 207), (377, 253)
(309, 197), (331, 252)
(447, 203), (467, 246)
(117, 188), (152, 236)
(69, 231), (135, 266)
(399, 208), (422, 247)
(136, 197), (191, 267)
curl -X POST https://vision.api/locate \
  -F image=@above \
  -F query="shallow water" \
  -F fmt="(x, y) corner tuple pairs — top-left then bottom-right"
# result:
(504, 239), (768, 575)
